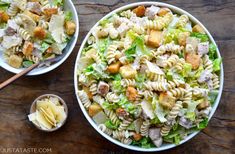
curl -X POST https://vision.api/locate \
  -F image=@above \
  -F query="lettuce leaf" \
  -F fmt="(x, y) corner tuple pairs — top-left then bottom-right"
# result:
(164, 28), (188, 44)
(118, 97), (137, 114)
(84, 63), (109, 79)
(163, 126), (185, 145)
(102, 102), (119, 110)
(65, 11), (73, 21)
(22, 61), (34, 67)
(208, 90), (219, 104)
(105, 120), (118, 129)
(182, 63), (192, 77)
(197, 118), (208, 129)
(213, 58), (222, 72)
(53, 0), (63, 6)
(209, 43), (217, 60)
(190, 32), (209, 42)
(124, 44), (136, 62)
(131, 137), (156, 148)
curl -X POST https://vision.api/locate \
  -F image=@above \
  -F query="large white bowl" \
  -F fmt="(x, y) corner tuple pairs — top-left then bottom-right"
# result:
(74, 2), (224, 152)
(0, 0), (79, 76)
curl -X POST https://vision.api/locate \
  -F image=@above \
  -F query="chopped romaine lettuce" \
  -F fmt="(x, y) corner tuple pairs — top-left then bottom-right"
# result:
(182, 63), (192, 77)
(131, 137), (156, 148)
(135, 73), (146, 89)
(22, 61), (34, 67)
(65, 11), (73, 21)
(190, 32), (209, 42)
(53, 0), (63, 6)
(124, 44), (136, 62)
(98, 38), (110, 54)
(209, 43), (217, 60)
(84, 63), (109, 79)
(208, 90), (219, 104)
(105, 120), (118, 129)
(99, 18), (110, 27)
(102, 102), (119, 110)
(164, 28), (188, 44)
(186, 112), (196, 121)
(118, 97), (137, 114)
(197, 118), (208, 129)
(40, 42), (50, 53)
(213, 58), (222, 72)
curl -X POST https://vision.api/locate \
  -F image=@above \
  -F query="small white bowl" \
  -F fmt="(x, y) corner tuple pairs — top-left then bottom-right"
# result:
(74, 2), (224, 152)
(0, 0), (79, 76)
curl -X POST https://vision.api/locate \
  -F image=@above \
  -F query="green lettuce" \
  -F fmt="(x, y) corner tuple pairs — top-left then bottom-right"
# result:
(102, 102), (119, 110)
(182, 63), (192, 77)
(163, 126), (185, 145)
(65, 11), (73, 21)
(197, 118), (208, 129)
(164, 28), (188, 44)
(22, 61), (34, 67)
(0, 1), (9, 11)
(84, 63), (109, 79)
(99, 18), (110, 27)
(209, 43), (217, 60)
(105, 120), (118, 129)
(213, 58), (222, 72)
(53, 0), (63, 6)
(124, 44), (136, 62)
(190, 32), (209, 42)
(186, 112), (196, 121)
(40, 42), (50, 53)
(135, 73), (146, 89)
(118, 97), (137, 114)
(131, 137), (156, 148)
(208, 90), (219, 104)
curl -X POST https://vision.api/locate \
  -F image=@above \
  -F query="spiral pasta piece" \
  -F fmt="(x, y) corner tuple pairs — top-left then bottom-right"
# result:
(98, 124), (113, 136)
(146, 72), (166, 82)
(144, 81), (168, 91)
(25, 55), (40, 63)
(18, 28), (31, 41)
(162, 54), (179, 68)
(203, 55), (213, 72)
(154, 41), (183, 56)
(7, 2), (19, 17)
(138, 90), (154, 99)
(175, 14), (189, 28)
(173, 58), (185, 72)
(160, 124), (171, 136)
(77, 90), (91, 109)
(120, 138), (132, 145)
(104, 109), (120, 126)
(106, 92), (119, 103)
(40, 0), (51, 8)
(118, 118), (133, 131)
(89, 80), (98, 95)
(121, 79), (136, 87)
(192, 87), (209, 97)
(38, 20), (49, 29)
(166, 101), (182, 123)
(133, 24), (145, 35)
(120, 10), (136, 19)
(140, 120), (150, 137)
(167, 87), (186, 98)
(212, 73), (220, 89)
(181, 89), (192, 105)
(107, 44), (118, 64)
(167, 79), (181, 90)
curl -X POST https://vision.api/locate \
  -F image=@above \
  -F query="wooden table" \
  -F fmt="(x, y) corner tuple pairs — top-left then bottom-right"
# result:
(0, 0), (234, 153)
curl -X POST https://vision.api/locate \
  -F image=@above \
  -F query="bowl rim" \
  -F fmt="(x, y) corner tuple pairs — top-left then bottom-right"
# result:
(0, 0), (79, 76)
(74, 1), (224, 152)
(30, 94), (68, 132)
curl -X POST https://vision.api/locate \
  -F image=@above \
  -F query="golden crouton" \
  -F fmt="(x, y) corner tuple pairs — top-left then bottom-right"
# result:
(106, 61), (121, 74)
(116, 108), (128, 118)
(192, 24), (205, 34)
(65, 21), (76, 36)
(46, 47), (53, 53)
(185, 53), (201, 69)
(8, 55), (23, 68)
(197, 100), (210, 110)
(34, 27), (46, 40)
(96, 28), (108, 38)
(133, 133), (142, 141)
(147, 30), (162, 47)
(23, 41), (34, 56)
(119, 65), (137, 79)
(43, 8), (58, 17)
(0, 11), (9, 23)
(159, 92), (176, 110)
(158, 8), (171, 17)
(83, 86), (93, 100)
(88, 104), (102, 117)
(178, 32), (190, 46)
(23, 10), (40, 22)
(126, 86), (138, 101)
(133, 5), (146, 17)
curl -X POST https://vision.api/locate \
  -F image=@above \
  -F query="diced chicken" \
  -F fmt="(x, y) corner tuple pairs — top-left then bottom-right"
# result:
(192, 24), (205, 34)
(23, 10), (40, 22)
(185, 53), (201, 69)
(141, 100), (155, 119)
(34, 26), (46, 40)
(152, 138), (163, 148)
(92, 111), (108, 125)
(158, 8), (171, 16)
(146, 60), (165, 75)
(147, 30), (162, 48)
(159, 92), (175, 110)
(117, 23), (129, 36)
(133, 5), (146, 17)
(0, 11), (9, 23)
(198, 70), (213, 83)
(5, 27), (16, 36)
(178, 32), (190, 46)
(133, 133), (142, 141)
(27, 2), (42, 15)
(88, 103), (103, 117)
(22, 41), (34, 56)
(197, 99), (210, 110)
(126, 86), (138, 101)
(43, 8), (58, 18)
(145, 5), (160, 19)
(8, 55), (23, 68)
(149, 128), (161, 141)
(2, 36), (22, 49)
(179, 116), (193, 129)
(198, 42), (209, 56)
(97, 81), (110, 96)
(119, 65), (137, 79)
(186, 37), (200, 51)
(116, 108), (129, 119)
(106, 61), (121, 74)
(65, 21), (76, 36)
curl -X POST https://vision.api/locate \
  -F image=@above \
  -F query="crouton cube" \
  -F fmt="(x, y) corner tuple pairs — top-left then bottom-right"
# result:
(158, 8), (171, 16)
(185, 53), (201, 69)
(116, 108), (128, 119)
(0, 11), (9, 23)
(8, 55), (23, 68)
(46, 47), (53, 53)
(197, 100), (210, 110)
(23, 10), (40, 22)
(33, 27), (46, 40)
(178, 32), (190, 46)
(43, 8), (58, 17)
(23, 41), (34, 56)
(96, 28), (108, 38)
(126, 86), (138, 101)
(159, 92), (175, 110)
(133, 133), (142, 141)
(83, 86), (93, 100)
(192, 24), (205, 34)
(133, 5), (146, 17)
(147, 30), (162, 47)
(65, 21), (76, 36)
(119, 65), (137, 79)
(106, 61), (121, 74)
(88, 103), (103, 117)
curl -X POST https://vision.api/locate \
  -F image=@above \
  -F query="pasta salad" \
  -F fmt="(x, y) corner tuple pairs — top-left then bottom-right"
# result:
(0, 0), (76, 68)
(77, 5), (221, 148)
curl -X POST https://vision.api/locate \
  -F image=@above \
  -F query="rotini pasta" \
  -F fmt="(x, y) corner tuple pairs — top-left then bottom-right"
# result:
(175, 14), (189, 28)
(77, 90), (91, 109)
(140, 120), (150, 137)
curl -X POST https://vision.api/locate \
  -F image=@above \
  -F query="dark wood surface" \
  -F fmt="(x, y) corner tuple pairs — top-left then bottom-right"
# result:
(0, 0), (234, 153)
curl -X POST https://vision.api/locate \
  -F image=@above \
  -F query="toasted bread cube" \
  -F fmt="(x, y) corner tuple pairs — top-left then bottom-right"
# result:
(116, 108), (128, 119)
(119, 65), (137, 79)
(133, 133), (142, 141)
(159, 92), (175, 110)
(23, 41), (34, 56)
(43, 8), (58, 17)
(106, 61), (121, 74)
(34, 27), (46, 40)
(65, 21), (76, 36)
(82, 86), (93, 100)
(178, 32), (190, 46)
(192, 24), (205, 34)
(126, 86), (138, 101)
(158, 8), (171, 16)
(23, 10), (40, 22)
(96, 28), (108, 38)
(147, 30), (162, 47)
(185, 53), (201, 69)
(133, 5), (146, 17)
(8, 55), (23, 68)
(46, 47), (53, 53)
(197, 100), (210, 110)
(0, 11), (9, 23)
(88, 104), (103, 117)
